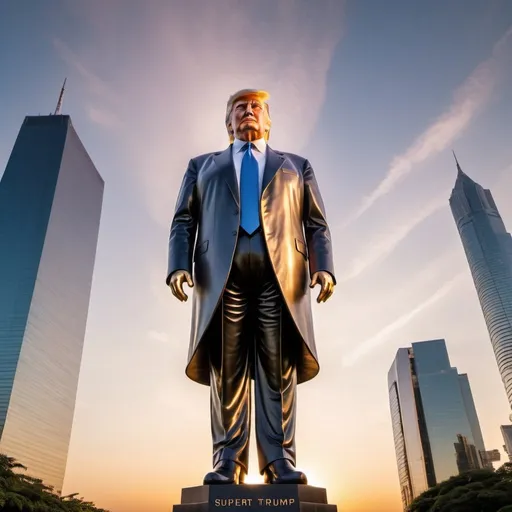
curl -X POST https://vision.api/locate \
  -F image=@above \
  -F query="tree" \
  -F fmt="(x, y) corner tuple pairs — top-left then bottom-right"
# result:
(0, 453), (110, 511)
(408, 463), (512, 512)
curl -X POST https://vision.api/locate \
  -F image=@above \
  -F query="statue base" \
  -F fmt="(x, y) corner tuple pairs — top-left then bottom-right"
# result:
(173, 484), (338, 511)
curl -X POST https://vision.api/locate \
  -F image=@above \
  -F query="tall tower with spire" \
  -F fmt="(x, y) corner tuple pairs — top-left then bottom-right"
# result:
(449, 154), (512, 415)
(0, 92), (104, 493)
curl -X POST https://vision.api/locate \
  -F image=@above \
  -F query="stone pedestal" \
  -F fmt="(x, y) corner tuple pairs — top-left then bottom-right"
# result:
(173, 484), (337, 511)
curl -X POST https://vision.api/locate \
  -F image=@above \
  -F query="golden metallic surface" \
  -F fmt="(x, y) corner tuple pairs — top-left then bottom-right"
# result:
(167, 90), (335, 481)
(167, 145), (335, 386)
(225, 89), (271, 141)
(207, 230), (298, 473)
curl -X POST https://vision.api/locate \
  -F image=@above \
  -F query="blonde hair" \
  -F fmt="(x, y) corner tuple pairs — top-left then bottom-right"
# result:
(225, 89), (271, 143)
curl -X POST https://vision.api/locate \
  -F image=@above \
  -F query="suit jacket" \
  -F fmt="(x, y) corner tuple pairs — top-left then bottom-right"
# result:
(167, 144), (335, 386)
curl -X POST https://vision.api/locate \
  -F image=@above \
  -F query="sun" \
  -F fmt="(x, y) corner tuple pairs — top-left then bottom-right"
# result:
(303, 470), (323, 488)
(242, 469), (324, 487)
(243, 473), (264, 484)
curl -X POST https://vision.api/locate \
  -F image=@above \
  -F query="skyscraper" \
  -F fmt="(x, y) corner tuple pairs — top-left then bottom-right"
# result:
(0, 115), (104, 493)
(388, 339), (489, 509)
(449, 156), (512, 412)
(458, 373), (493, 469)
(502, 425), (512, 462)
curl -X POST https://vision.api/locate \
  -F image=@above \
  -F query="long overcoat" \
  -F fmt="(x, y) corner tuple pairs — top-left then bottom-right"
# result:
(167, 144), (335, 386)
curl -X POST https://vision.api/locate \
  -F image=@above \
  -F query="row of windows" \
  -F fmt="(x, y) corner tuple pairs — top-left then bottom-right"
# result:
(389, 382), (413, 509)
(0, 119), (104, 493)
(454, 196), (512, 408)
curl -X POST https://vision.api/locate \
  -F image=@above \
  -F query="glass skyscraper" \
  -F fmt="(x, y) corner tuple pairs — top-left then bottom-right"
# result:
(458, 373), (493, 469)
(0, 115), (104, 493)
(388, 339), (488, 510)
(449, 157), (512, 412)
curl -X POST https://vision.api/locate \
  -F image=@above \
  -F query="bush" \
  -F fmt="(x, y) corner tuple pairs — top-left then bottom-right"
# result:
(408, 463), (512, 512)
(0, 454), (110, 511)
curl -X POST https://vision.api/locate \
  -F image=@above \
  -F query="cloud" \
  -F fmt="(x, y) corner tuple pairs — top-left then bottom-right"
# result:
(53, 37), (123, 130)
(338, 161), (512, 283)
(147, 330), (170, 344)
(342, 272), (464, 366)
(52, 37), (119, 104)
(342, 25), (512, 228)
(86, 106), (122, 129)
(339, 194), (447, 282)
(495, 163), (512, 186)
(54, 1), (346, 226)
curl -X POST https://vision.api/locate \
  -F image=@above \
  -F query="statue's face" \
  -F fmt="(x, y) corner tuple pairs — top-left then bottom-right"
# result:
(229, 96), (270, 141)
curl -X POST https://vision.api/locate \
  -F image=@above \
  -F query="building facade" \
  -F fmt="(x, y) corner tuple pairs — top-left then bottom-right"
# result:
(458, 373), (493, 469)
(483, 449), (501, 464)
(0, 115), (104, 493)
(388, 339), (488, 509)
(502, 425), (512, 462)
(449, 158), (512, 412)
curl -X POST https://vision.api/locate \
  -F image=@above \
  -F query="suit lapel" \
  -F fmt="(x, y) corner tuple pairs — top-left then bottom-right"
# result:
(212, 144), (284, 205)
(262, 146), (285, 194)
(213, 145), (239, 206)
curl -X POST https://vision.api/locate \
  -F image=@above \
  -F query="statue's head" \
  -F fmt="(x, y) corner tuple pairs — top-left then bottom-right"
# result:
(225, 89), (271, 143)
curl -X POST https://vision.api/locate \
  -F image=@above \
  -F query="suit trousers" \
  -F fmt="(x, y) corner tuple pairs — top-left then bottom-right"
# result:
(209, 229), (297, 474)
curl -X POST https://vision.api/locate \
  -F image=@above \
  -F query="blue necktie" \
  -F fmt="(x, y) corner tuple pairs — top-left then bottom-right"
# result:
(240, 143), (260, 234)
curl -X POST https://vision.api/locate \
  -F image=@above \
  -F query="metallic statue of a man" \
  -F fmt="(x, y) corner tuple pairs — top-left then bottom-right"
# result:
(167, 89), (335, 485)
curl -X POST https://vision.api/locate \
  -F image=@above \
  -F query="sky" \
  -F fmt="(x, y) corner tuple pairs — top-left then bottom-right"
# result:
(1, 1), (512, 510)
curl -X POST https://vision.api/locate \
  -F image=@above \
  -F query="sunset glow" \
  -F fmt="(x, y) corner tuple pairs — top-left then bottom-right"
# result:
(1, 1), (512, 512)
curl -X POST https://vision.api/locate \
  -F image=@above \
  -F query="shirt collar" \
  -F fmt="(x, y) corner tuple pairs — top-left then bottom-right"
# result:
(233, 137), (267, 154)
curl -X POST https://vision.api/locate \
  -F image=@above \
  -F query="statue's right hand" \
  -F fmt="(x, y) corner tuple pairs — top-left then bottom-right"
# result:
(169, 270), (194, 302)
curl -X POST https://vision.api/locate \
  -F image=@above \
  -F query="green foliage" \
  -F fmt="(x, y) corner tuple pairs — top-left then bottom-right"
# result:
(408, 463), (512, 512)
(0, 454), (109, 511)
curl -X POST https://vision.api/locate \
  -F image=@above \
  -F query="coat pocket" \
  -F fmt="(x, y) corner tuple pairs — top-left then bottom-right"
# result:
(295, 238), (308, 260)
(194, 240), (209, 261)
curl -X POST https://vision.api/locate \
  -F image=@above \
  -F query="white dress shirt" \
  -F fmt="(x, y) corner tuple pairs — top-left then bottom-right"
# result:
(232, 137), (267, 195)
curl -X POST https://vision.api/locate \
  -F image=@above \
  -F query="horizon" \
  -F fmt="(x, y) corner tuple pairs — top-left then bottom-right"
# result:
(1, 1), (512, 511)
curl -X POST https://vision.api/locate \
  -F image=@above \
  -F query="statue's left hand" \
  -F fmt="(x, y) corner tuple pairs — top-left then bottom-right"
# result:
(310, 271), (335, 303)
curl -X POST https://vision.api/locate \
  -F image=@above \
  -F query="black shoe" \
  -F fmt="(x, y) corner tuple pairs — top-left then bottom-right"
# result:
(203, 460), (245, 485)
(263, 458), (308, 485)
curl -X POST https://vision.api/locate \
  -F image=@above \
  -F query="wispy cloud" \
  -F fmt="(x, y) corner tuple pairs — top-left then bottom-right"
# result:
(53, 37), (123, 131)
(342, 25), (512, 228)
(495, 163), (512, 185)
(339, 161), (512, 282)
(86, 105), (122, 129)
(342, 272), (464, 366)
(53, 37), (119, 104)
(147, 330), (170, 344)
(54, 1), (345, 226)
(339, 194), (447, 282)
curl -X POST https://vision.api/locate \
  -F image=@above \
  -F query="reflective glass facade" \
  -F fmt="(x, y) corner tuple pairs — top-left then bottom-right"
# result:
(458, 373), (490, 468)
(412, 340), (479, 481)
(450, 163), (512, 410)
(0, 116), (103, 493)
(389, 340), (485, 510)
(388, 348), (429, 509)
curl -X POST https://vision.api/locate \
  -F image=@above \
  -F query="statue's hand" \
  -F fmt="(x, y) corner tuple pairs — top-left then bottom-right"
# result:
(169, 270), (194, 302)
(310, 271), (335, 303)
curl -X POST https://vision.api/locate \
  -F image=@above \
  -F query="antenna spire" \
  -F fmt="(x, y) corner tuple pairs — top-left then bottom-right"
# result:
(452, 150), (463, 175)
(54, 78), (67, 115)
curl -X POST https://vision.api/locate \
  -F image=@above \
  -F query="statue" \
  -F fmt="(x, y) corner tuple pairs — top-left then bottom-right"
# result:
(167, 89), (335, 486)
